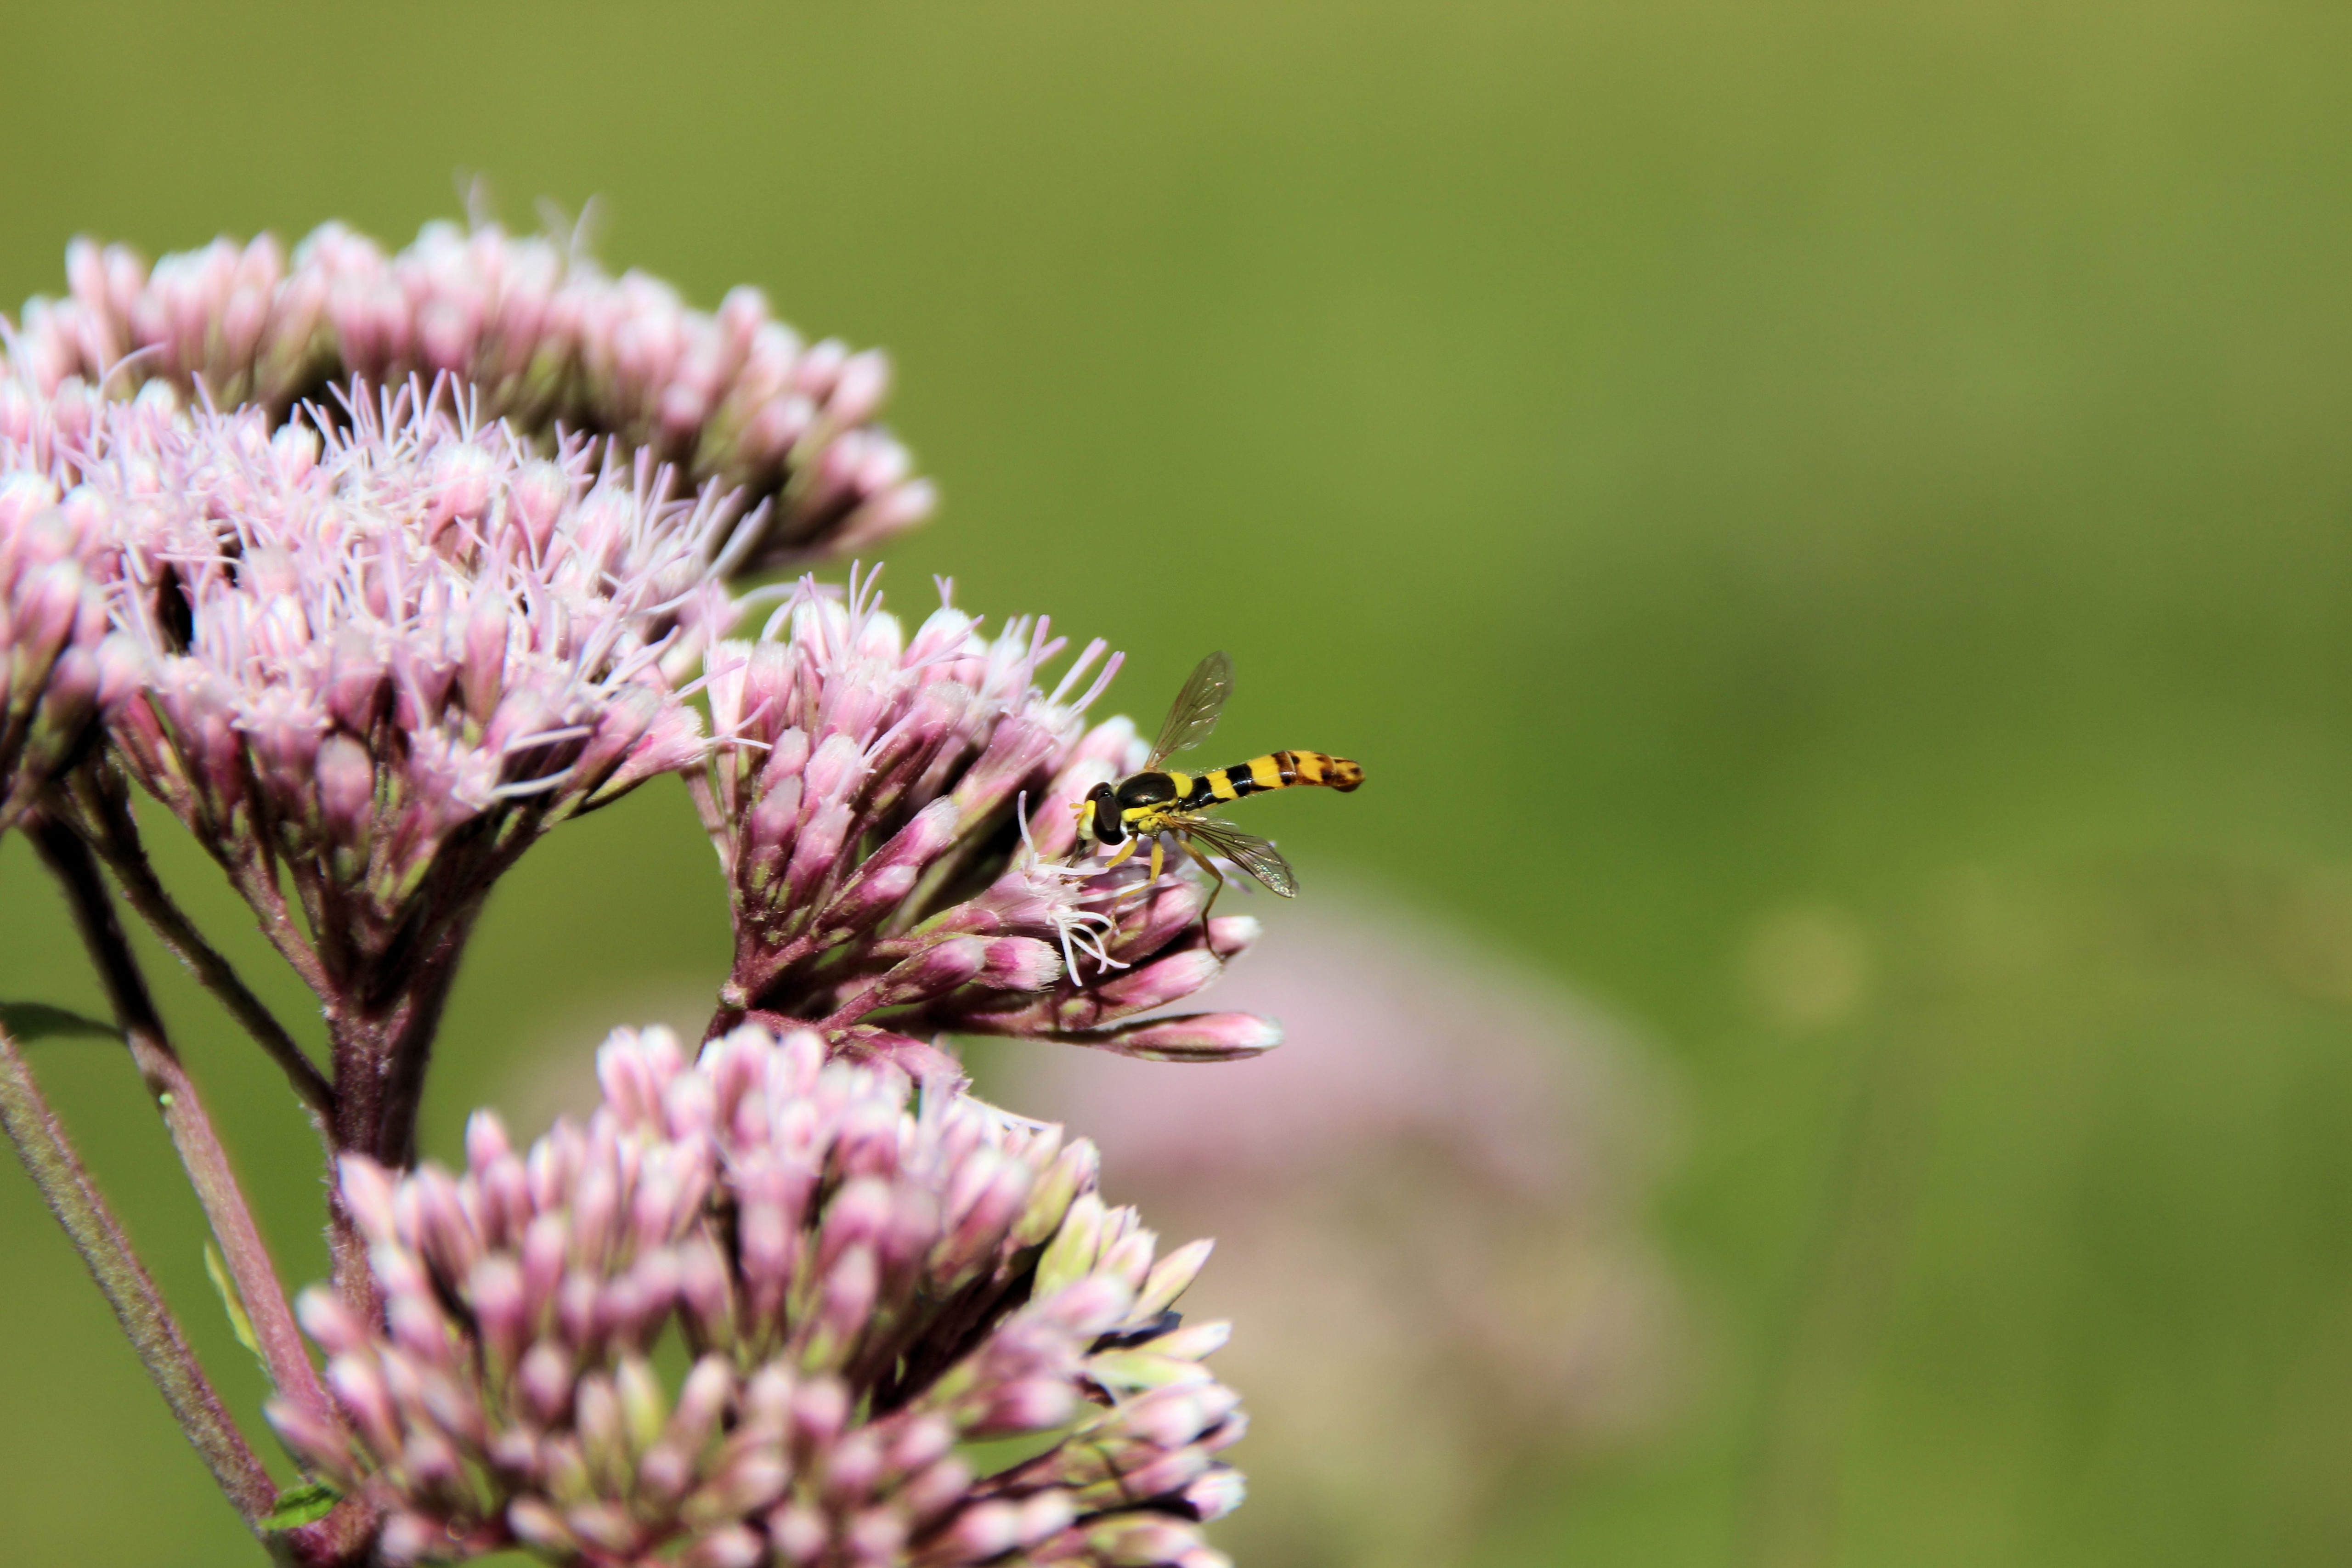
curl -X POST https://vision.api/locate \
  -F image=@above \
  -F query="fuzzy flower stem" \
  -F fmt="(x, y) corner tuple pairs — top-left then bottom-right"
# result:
(228, 847), (334, 1002)
(322, 916), (474, 1317)
(27, 814), (344, 1463)
(0, 1024), (279, 1531)
(65, 767), (335, 1121)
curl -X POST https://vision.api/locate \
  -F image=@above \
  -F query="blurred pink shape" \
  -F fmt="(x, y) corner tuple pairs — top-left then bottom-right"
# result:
(1000, 883), (1668, 1217)
(989, 886), (1685, 1568)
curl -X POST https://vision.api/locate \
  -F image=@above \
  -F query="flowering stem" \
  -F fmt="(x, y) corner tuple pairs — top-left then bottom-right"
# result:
(322, 917), (474, 1313)
(65, 769), (336, 1121)
(0, 1025), (280, 1529)
(228, 851), (334, 1002)
(28, 815), (345, 1465)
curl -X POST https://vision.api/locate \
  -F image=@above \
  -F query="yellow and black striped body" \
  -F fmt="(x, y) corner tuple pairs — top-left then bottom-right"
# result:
(1087, 750), (1363, 845)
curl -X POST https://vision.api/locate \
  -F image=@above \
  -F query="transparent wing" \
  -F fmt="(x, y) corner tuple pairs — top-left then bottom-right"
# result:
(1148, 651), (1233, 768)
(1177, 816), (1299, 898)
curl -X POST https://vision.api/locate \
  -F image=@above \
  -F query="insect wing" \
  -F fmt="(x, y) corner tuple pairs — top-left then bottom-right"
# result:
(1181, 816), (1299, 898)
(1148, 651), (1234, 767)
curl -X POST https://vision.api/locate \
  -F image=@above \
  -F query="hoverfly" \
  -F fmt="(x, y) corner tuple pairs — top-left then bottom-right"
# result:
(1076, 651), (1363, 918)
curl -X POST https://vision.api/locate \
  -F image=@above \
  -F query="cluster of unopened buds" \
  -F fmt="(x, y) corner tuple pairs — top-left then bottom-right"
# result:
(698, 570), (1281, 1081)
(0, 469), (134, 831)
(274, 1025), (1243, 1568)
(0, 216), (1275, 1568)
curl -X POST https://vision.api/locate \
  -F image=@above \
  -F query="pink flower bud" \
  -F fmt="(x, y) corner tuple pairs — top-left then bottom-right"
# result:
(935, 1148), (1032, 1279)
(812, 797), (960, 937)
(1132, 1239), (1214, 1321)
(929, 1500), (1020, 1562)
(464, 1108), (512, 1173)
(517, 1341), (574, 1426)
(845, 1507), (908, 1562)
(978, 937), (1063, 993)
(825, 350), (891, 428)
(378, 1511), (444, 1565)
(782, 798), (854, 910)
(338, 1156), (398, 1241)
(809, 1244), (880, 1363)
(860, 937), (988, 1015)
(1079, 1013), (1284, 1063)
(263, 1397), (362, 1493)
(327, 1356), (402, 1460)
(93, 634), (147, 713)
(1086, 1516), (1208, 1567)
(459, 593), (509, 720)
(893, 1454), (975, 1525)
(1204, 914), (1261, 960)
(790, 1376), (851, 1451)
(1107, 881), (1207, 962)
(681, 1526), (765, 1568)
(34, 645), (98, 725)
(316, 733), (375, 849)
(1184, 1465), (1245, 1522)
(469, 1255), (529, 1368)
(1089, 950), (1223, 1020)
(17, 559), (84, 659)
(505, 459), (570, 555)
(1012, 1139), (1099, 1249)
(767, 1502), (827, 1567)
(962, 1377), (1076, 1438)
(1082, 1444), (1210, 1507)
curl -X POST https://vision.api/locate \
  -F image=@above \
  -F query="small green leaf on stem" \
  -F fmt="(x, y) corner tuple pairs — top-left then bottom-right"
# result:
(262, 1481), (342, 1531)
(0, 1001), (119, 1043)
(203, 1240), (265, 1365)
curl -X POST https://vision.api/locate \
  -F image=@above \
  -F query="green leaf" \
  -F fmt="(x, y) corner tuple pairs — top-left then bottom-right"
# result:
(262, 1481), (341, 1531)
(0, 1002), (118, 1043)
(202, 1240), (263, 1365)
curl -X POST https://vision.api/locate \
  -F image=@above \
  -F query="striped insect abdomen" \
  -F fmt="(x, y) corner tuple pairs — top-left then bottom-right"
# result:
(1173, 750), (1366, 808)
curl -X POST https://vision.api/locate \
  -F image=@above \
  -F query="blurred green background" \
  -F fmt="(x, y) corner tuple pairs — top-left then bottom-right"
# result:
(6, 0), (2352, 1562)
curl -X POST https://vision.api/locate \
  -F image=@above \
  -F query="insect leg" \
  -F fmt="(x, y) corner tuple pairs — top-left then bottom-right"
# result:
(1101, 837), (1141, 872)
(1148, 837), (1166, 888)
(1178, 835), (1230, 930)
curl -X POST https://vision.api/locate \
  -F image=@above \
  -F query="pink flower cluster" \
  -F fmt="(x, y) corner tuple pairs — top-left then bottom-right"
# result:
(91, 379), (713, 998)
(8, 221), (933, 572)
(273, 1023), (1244, 1568)
(0, 469), (135, 832)
(698, 573), (1280, 1076)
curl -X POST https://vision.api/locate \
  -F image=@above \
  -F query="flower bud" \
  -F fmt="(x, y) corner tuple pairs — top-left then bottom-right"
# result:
(978, 937), (1064, 993)
(1077, 1013), (1284, 1063)
(1094, 951), (1222, 1017)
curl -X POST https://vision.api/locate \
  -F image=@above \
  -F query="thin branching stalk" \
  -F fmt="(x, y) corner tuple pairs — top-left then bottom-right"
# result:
(66, 768), (335, 1121)
(29, 815), (345, 1464)
(0, 1025), (279, 1529)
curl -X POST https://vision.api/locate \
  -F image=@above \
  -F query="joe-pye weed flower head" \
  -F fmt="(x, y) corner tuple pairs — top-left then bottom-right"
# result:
(697, 572), (1281, 1077)
(11, 220), (933, 572)
(275, 1023), (1244, 1568)
(88, 377), (724, 1167)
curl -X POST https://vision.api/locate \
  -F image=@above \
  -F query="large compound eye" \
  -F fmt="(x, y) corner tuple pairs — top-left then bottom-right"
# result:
(1086, 783), (1126, 845)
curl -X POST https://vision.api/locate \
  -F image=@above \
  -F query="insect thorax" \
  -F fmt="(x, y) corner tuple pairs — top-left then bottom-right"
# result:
(1115, 771), (1180, 809)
